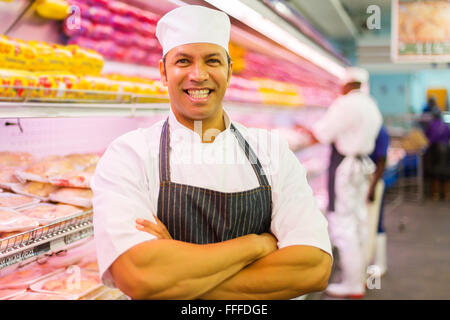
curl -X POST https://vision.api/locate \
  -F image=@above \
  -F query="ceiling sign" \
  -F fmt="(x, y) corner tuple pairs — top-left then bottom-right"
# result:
(391, 0), (450, 62)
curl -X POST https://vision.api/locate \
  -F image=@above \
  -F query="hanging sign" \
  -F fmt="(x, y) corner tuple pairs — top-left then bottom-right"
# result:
(391, 0), (450, 62)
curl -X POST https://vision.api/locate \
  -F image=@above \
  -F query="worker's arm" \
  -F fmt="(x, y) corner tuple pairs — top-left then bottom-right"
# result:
(199, 245), (332, 299)
(368, 156), (386, 202)
(137, 218), (332, 299)
(109, 231), (277, 300)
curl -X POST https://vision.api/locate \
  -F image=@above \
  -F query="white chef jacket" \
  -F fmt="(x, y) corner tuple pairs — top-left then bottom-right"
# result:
(312, 90), (382, 156)
(92, 108), (332, 287)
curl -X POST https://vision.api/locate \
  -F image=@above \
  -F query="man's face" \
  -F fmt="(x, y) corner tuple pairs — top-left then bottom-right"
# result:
(159, 43), (232, 123)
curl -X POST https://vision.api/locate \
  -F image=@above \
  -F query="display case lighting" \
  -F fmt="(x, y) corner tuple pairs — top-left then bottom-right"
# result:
(273, 1), (292, 16)
(167, 0), (189, 6)
(203, 0), (347, 80)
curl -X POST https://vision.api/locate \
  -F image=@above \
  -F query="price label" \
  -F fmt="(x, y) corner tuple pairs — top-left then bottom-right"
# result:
(0, 242), (50, 270)
(0, 226), (93, 270)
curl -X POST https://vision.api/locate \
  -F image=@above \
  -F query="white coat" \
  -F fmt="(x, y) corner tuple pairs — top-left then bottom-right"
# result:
(313, 89), (382, 290)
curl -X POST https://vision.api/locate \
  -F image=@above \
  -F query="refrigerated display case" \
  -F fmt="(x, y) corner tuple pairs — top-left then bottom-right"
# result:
(0, 0), (350, 300)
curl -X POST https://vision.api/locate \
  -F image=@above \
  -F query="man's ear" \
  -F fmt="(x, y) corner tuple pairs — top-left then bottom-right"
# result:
(227, 60), (233, 87)
(159, 59), (168, 86)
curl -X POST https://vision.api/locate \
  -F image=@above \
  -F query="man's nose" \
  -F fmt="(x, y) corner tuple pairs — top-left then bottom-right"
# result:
(188, 62), (208, 82)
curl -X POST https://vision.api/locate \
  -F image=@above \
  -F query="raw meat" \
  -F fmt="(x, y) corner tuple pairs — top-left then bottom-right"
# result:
(0, 208), (39, 232)
(0, 152), (34, 168)
(0, 193), (39, 209)
(12, 182), (60, 199)
(49, 188), (93, 208)
(32, 270), (101, 298)
(48, 171), (94, 188)
(0, 167), (21, 184)
(0, 289), (26, 300)
(0, 263), (60, 289)
(17, 157), (74, 182)
(19, 204), (82, 224)
(10, 292), (72, 300)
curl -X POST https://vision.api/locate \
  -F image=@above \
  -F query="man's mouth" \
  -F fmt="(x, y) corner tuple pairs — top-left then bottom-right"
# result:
(183, 88), (213, 100)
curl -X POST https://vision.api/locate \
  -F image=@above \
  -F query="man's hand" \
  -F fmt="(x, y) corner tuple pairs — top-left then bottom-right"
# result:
(131, 216), (328, 299)
(258, 232), (278, 256)
(136, 217), (278, 256)
(367, 185), (376, 202)
(136, 216), (173, 240)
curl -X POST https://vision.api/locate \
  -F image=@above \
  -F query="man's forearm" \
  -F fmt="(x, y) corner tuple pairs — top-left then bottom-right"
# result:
(111, 234), (275, 300)
(370, 159), (386, 190)
(198, 245), (333, 300)
(374, 159), (386, 183)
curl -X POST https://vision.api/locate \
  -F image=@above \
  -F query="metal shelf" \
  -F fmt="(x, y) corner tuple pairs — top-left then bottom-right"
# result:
(227, 101), (304, 111)
(0, 102), (171, 118)
(0, 209), (94, 270)
(0, 84), (171, 118)
(0, 83), (328, 118)
(0, 101), (321, 119)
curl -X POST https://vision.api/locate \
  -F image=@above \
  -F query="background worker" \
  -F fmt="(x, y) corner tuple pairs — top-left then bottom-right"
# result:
(423, 106), (450, 200)
(311, 67), (382, 298)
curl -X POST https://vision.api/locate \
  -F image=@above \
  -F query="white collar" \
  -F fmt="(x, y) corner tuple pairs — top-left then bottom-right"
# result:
(168, 107), (232, 144)
(347, 88), (362, 94)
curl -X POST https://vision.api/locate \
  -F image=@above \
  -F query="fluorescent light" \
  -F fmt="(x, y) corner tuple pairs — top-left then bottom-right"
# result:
(204, 0), (347, 79)
(167, 0), (188, 6)
(273, 1), (292, 16)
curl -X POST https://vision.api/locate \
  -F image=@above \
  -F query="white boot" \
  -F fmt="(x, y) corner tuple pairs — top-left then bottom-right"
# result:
(325, 236), (366, 299)
(373, 233), (387, 276)
(325, 282), (365, 299)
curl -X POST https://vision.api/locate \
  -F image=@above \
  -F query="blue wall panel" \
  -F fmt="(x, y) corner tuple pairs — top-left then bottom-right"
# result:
(369, 73), (410, 115)
(369, 70), (450, 115)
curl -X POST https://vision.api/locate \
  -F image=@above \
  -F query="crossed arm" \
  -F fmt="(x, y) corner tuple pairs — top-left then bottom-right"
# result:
(109, 216), (332, 300)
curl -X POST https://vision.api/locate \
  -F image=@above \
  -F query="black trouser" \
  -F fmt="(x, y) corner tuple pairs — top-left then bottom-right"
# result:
(327, 143), (345, 212)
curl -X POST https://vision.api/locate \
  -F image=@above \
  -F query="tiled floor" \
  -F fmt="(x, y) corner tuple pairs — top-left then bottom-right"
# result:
(308, 195), (450, 300)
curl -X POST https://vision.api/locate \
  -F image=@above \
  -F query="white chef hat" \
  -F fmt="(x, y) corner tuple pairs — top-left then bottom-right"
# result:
(156, 5), (231, 57)
(342, 67), (369, 84)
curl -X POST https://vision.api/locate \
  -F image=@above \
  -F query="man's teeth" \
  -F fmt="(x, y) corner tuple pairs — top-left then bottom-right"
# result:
(187, 89), (210, 98)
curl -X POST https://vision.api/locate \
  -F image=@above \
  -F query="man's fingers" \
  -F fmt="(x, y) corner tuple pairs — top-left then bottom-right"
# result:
(136, 218), (162, 232)
(136, 218), (154, 227)
(152, 216), (173, 240)
(136, 218), (163, 235)
(152, 216), (172, 238)
(136, 217), (172, 240)
(153, 215), (167, 230)
(136, 223), (163, 238)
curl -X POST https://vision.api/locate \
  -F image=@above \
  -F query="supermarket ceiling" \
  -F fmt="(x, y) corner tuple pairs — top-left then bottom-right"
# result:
(287, 0), (392, 40)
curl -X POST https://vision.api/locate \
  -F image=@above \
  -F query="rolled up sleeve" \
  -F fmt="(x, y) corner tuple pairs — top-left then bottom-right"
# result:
(270, 137), (332, 256)
(92, 134), (157, 287)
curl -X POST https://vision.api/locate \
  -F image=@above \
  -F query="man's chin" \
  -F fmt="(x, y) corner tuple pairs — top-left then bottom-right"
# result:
(184, 104), (220, 120)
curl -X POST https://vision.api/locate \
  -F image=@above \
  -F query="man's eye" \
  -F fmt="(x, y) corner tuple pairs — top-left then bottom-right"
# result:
(208, 59), (221, 64)
(176, 59), (189, 64)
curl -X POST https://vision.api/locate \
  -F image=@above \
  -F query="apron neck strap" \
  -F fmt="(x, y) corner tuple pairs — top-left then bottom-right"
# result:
(159, 118), (171, 183)
(230, 123), (270, 187)
(159, 118), (270, 186)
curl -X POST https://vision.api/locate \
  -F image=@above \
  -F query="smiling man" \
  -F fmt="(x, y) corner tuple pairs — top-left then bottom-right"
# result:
(92, 5), (332, 300)
(162, 42), (230, 140)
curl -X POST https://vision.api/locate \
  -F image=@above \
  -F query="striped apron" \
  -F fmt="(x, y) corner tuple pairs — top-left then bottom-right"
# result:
(157, 118), (272, 244)
(327, 143), (345, 212)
